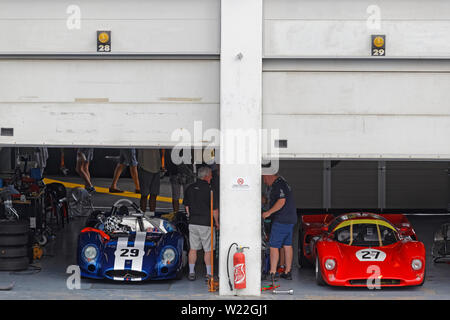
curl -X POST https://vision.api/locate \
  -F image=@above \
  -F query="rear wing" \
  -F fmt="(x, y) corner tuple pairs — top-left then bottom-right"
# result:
(301, 214), (334, 226)
(379, 214), (411, 229)
(301, 213), (412, 229)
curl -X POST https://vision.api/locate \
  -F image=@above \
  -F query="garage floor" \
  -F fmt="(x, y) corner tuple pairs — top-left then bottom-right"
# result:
(0, 176), (449, 300)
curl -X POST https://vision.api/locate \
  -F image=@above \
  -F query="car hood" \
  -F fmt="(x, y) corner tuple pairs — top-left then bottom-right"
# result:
(318, 240), (425, 280)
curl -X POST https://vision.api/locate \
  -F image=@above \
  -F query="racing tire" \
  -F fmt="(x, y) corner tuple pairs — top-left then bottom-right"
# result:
(297, 226), (311, 269)
(0, 257), (29, 271)
(315, 256), (326, 286)
(0, 220), (29, 235)
(292, 221), (300, 269)
(181, 250), (188, 268)
(175, 250), (188, 280)
(36, 234), (48, 247)
(175, 266), (185, 280)
(0, 234), (28, 246)
(0, 246), (28, 258)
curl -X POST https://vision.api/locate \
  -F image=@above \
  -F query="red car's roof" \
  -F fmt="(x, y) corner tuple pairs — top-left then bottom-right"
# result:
(328, 212), (398, 233)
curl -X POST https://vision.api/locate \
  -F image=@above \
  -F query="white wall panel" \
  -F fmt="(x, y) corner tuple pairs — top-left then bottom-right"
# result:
(264, 0), (450, 20)
(263, 61), (450, 159)
(0, 0), (220, 54)
(264, 0), (450, 57)
(0, 59), (219, 146)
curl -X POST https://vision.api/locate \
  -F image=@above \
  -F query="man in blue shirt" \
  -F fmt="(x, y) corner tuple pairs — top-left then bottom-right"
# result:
(262, 174), (297, 280)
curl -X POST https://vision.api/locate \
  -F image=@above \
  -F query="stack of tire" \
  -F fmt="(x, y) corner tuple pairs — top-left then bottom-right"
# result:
(0, 220), (30, 271)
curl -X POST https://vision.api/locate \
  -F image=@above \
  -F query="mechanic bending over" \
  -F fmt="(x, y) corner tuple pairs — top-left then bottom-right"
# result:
(183, 166), (219, 281)
(262, 174), (297, 280)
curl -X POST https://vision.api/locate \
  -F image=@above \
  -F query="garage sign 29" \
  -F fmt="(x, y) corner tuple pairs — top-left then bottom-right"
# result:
(97, 31), (111, 52)
(371, 35), (385, 56)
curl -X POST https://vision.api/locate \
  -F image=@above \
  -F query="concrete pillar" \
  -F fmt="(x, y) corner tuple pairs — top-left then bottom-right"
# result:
(219, 0), (262, 296)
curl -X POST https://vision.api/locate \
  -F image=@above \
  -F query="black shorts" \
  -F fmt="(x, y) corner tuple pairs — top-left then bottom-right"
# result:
(138, 167), (160, 196)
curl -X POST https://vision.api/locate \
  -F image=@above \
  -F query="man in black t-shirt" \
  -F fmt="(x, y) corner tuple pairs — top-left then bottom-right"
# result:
(262, 174), (297, 280)
(183, 166), (219, 281)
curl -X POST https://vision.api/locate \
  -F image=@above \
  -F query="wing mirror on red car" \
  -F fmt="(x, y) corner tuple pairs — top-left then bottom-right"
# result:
(321, 226), (329, 233)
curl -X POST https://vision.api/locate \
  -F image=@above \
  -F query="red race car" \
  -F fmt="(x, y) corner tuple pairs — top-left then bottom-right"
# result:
(298, 212), (425, 287)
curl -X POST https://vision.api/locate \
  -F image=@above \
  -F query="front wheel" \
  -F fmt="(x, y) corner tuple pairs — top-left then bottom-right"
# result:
(175, 250), (188, 280)
(315, 256), (326, 286)
(297, 227), (311, 268)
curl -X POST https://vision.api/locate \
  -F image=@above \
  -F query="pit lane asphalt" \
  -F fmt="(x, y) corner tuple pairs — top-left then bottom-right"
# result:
(0, 176), (449, 300)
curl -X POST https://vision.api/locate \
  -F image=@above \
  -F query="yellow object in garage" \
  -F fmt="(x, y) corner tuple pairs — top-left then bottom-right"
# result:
(373, 36), (385, 48)
(33, 245), (43, 260)
(98, 32), (110, 44)
(160, 212), (175, 222)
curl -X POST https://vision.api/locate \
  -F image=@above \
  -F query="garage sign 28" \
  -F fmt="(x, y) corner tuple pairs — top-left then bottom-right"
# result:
(97, 31), (111, 52)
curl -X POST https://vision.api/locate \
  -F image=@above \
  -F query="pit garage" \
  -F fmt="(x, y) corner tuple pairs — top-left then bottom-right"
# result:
(0, 148), (449, 300)
(0, 0), (450, 301)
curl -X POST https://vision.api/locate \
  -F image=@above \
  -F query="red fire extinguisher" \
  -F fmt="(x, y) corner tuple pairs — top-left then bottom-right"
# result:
(233, 246), (249, 290)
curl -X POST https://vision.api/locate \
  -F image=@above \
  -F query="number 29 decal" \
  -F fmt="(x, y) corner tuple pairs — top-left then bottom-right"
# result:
(120, 248), (140, 257)
(372, 48), (385, 56)
(356, 249), (386, 261)
(371, 35), (385, 56)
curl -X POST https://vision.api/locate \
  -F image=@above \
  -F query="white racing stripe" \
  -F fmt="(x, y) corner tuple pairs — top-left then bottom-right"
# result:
(113, 237), (129, 271)
(131, 232), (146, 272)
(113, 232), (147, 276)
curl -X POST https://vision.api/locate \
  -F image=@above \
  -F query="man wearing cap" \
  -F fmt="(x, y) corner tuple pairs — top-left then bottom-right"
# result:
(262, 174), (297, 280)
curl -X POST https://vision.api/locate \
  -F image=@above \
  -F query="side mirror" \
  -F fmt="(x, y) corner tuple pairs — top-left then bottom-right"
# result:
(321, 226), (329, 233)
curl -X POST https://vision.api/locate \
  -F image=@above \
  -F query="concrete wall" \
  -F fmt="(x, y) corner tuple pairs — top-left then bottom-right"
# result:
(262, 0), (450, 160)
(219, 0), (262, 297)
(1, 0), (449, 161)
(0, 59), (219, 146)
(264, 0), (450, 57)
(0, 0), (220, 54)
(263, 59), (450, 159)
(0, 0), (220, 147)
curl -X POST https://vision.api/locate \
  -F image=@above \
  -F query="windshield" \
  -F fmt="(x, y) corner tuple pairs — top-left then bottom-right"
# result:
(333, 221), (399, 247)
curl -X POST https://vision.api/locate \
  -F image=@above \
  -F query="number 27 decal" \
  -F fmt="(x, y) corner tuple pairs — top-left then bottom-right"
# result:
(356, 249), (386, 261)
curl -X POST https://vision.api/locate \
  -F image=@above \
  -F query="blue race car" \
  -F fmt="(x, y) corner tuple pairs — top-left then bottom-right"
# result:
(77, 199), (188, 281)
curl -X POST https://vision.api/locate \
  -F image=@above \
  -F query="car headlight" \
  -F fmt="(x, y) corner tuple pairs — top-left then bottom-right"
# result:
(83, 245), (98, 262)
(411, 259), (423, 271)
(324, 258), (336, 271)
(162, 248), (176, 265)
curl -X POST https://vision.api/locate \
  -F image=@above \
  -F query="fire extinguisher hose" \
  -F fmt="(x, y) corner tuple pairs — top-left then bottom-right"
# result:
(227, 242), (238, 291)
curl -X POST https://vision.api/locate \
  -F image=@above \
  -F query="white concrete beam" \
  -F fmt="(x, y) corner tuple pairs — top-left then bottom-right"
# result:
(219, 0), (263, 296)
